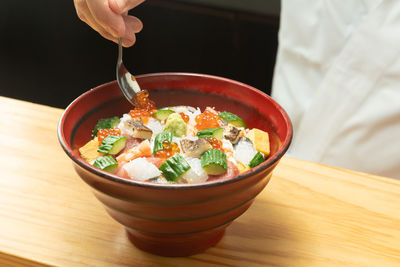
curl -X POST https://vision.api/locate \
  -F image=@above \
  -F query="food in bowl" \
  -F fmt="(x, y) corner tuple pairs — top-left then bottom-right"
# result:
(79, 90), (271, 184)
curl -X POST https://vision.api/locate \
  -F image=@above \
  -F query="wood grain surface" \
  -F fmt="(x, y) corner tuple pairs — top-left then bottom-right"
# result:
(0, 96), (399, 266)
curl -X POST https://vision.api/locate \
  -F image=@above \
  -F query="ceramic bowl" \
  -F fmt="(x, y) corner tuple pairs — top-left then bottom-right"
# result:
(58, 73), (292, 256)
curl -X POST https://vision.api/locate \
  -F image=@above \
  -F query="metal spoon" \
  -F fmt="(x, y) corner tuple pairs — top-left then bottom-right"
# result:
(116, 38), (141, 106)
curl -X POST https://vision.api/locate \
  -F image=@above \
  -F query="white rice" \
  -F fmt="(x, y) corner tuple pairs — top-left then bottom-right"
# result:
(146, 117), (163, 136)
(169, 106), (189, 114)
(222, 139), (236, 162)
(222, 139), (234, 152)
(187, 108), (201, 132)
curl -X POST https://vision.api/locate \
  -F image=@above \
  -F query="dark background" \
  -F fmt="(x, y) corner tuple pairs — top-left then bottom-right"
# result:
(0, 0), (280, 109)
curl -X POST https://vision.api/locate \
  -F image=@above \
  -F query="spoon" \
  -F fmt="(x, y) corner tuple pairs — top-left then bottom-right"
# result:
(116, 38), (141, 106)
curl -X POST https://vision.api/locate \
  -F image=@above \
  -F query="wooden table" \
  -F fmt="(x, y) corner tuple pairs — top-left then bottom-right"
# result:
(0, 96), (399, 266)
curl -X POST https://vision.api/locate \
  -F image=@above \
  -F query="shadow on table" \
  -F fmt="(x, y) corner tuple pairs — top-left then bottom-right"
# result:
(208, 198), (312, 266)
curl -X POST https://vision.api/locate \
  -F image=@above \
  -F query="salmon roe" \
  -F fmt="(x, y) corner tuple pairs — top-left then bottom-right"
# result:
(129, 90), (157, 124)
(97, 128), (121, 144)
(129, 109), (153, 124)
(134, 90), (156, 111)
(195, 109), (220, 130)
(179, 112), (189, 123)
(154, 141), (180, 159)
(206, 137), (223, 151)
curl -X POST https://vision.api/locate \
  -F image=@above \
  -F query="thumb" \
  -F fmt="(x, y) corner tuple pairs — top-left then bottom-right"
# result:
(108, 0), (145, 15)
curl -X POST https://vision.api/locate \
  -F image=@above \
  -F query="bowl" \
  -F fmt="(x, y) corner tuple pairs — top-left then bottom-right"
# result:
(58, 73), (292, 257)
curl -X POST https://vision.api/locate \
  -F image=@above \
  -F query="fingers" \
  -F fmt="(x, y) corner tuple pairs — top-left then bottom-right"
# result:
(87, 0), (126, 37)
(109, 0), (145, 14)
(74, 0), (144, 47)
(74, 0), (116, 42)
(121, 15), (142, 46)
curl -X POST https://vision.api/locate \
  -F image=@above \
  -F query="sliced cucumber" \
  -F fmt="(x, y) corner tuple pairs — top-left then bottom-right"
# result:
(201, 149), (227, 175)
(153, 131), (173, 154)
(153, 108), (175, 121)
(97, 135), (127, 155)
(92, 116), (120, 137)
(218, 112), (246, 128)
(93, 155), (118, 173)
(249, 152), (265, 168)
(159, 153), (191, 181)
(196, 128), (224, 140)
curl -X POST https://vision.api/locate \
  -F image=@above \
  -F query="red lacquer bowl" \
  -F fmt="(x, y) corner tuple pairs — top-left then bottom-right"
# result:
(58, 73), (292, 257)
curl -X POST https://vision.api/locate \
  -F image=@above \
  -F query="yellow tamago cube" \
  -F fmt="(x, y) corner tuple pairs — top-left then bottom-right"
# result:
(237, 162), (250, 173)
(246, 128), (270, 156)
(79, 137), (102, 162)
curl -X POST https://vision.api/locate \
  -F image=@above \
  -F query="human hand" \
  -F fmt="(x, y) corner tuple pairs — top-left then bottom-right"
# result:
(74, 0), (145, 47)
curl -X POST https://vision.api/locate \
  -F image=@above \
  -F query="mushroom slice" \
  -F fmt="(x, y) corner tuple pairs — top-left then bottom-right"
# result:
(224, 125), (241, 144)
(180, 138), (212, 158)
(125, 118), (153, 139)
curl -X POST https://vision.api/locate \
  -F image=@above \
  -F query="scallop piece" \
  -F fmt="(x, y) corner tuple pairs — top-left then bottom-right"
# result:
(122, 157), (161, 181)
(234, 137), (258, 166)
(181, 157), (208, 183)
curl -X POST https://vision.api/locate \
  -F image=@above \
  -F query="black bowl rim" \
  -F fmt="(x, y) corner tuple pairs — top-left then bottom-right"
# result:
(57, 72), (293, 190)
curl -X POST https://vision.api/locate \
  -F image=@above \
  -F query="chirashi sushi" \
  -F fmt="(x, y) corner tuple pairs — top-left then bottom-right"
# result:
(79, 91), (270, 184)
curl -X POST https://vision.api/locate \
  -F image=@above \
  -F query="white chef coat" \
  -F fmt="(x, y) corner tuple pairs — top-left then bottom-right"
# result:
(272, 0), (400, 179)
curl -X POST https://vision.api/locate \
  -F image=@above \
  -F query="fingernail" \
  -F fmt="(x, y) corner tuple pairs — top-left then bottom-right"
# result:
(123, 35), (136, 47)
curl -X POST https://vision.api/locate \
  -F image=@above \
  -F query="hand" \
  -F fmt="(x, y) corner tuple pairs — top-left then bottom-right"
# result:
(74, 0), (145, 47)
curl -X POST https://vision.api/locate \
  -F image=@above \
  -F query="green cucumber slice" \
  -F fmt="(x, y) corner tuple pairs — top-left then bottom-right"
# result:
(249, 152), (265, 168)
(218, 112), (246, 128)
(201, 149), (227, 175)
(92, 116), (120, 137)
(196, 128), (224, 140)
(153, 131), (173, 154)
(97, 135), (127, 155)
(93, 155), (118, 173)
(159, 153), (191, 181)
(154, 108), (175, 121)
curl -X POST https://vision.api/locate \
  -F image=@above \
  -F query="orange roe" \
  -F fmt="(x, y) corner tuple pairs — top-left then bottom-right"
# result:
(97, 128), (121, 144)
(195, 109), (220, 130)
(129, 90), (157, 124)
(180, 112), (189, 123)
(206, 137), (223, 151)
(129, 108), (153, 124)
(134, 90), (156, 111)
(154, 140), (180, 159)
